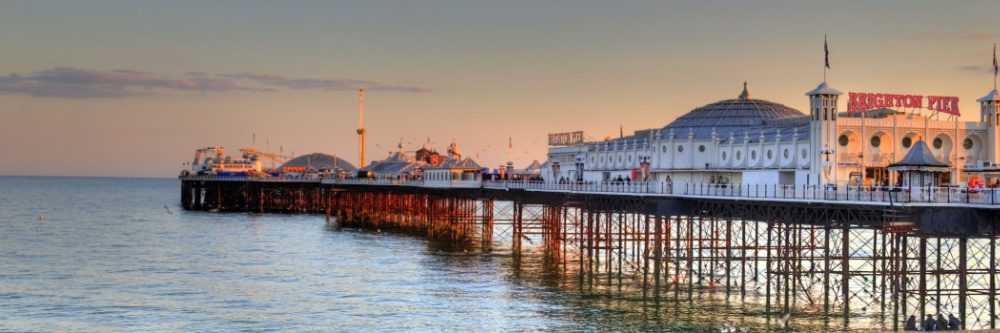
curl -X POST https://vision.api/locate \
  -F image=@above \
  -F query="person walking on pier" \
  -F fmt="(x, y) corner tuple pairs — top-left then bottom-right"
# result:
(947, 314), (961, 330)
(924, 314), (937, 331)
(903, 315), (917, 331)
(936, 314), (949, 331)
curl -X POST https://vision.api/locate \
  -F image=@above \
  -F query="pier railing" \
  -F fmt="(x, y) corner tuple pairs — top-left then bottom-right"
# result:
(180, 175), (1000, 206)
(484, 180), (661, 194)
(324, 178), (426, 187)
(179, 175), (321, 183)
(483, 180), (1000, 206)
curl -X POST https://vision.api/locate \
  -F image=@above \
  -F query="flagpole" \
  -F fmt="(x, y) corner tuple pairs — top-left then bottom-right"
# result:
(823, 34), (829, 83)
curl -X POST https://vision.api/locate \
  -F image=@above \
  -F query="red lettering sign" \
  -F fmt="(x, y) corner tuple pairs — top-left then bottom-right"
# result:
(848, 92), (958, 116)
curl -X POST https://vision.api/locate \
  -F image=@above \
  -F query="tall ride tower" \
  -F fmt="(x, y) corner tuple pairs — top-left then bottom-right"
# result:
(357, 88), (367, 168)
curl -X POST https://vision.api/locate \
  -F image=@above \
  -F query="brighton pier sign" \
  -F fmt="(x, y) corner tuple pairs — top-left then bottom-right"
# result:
(548, 131), (585, 146)
(848, 92), (960, 116)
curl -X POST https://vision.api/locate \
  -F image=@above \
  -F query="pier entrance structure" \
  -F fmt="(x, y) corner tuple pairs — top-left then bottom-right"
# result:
(180, 174), (1000, 331)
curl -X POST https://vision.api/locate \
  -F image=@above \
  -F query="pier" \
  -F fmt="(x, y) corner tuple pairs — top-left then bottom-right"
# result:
(180, 176), (1000, 331)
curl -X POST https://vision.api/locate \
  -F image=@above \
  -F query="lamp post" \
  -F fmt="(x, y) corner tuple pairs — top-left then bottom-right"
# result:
(821, 144), (834, 162)
(551, 161), (561, 182)
(820, 144), (835, 188)
(574, 155), (584, 183)
(857, 152), (864, 187)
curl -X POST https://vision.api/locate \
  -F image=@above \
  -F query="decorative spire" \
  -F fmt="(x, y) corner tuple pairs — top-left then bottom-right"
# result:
(739, 81), (752, 100)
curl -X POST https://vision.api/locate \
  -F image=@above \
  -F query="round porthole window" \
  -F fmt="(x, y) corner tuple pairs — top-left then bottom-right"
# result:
(698, 145), (705, 152)
(902, 136), (912, 149)
(964, 138), (974, 150)
(870, 136), (881, 148)
(722, 151), (727, 160)
(933, 138), (943, 149)
(838, 134), (849, 147)
(751, 151), (757, 160)
(783, 149), (789, 159)
(677, 145), (684, 153)
(767, 150), (773, 159)
(801, 149), (807, 159)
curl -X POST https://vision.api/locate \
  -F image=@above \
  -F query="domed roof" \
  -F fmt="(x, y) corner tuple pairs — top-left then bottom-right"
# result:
(664, 83), (804, 130)
(280, 153), (357, 171)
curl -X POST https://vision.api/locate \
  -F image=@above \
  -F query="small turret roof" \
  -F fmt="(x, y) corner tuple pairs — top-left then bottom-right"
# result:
(805, 82), (842, 96)
(978, 89), (1000, 102)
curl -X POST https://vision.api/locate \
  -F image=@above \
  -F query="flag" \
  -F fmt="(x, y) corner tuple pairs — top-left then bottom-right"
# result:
(824, 35), (830, 69)
(994, 43), (997, 78)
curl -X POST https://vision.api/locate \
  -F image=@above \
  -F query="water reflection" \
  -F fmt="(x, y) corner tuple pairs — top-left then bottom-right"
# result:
(0, 177), (905, 332)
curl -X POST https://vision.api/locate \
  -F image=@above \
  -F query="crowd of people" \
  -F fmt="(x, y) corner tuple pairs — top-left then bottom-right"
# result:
(904, 313), (961, 331)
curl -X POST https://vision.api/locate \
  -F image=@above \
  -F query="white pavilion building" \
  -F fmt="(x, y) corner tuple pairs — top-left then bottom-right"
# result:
(544, 80), (1000, 188)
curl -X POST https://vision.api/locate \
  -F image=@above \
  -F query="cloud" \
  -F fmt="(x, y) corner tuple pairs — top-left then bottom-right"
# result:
(958, 65), (995, 73)
(0, 67), (429, 98)
(221, 73), (431, 93)
(910, 32), (996, 41)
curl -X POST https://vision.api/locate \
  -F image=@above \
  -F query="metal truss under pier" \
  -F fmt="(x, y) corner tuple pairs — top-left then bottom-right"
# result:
(180, 178), (1000, 331)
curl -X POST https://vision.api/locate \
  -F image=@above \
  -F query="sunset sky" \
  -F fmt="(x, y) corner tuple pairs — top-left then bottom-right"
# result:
(2, 1), (999, 177)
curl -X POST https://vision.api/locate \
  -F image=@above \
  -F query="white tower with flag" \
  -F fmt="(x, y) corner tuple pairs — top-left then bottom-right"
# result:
(807, 35), (842, 186)
(979, 43), (1000, 168)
